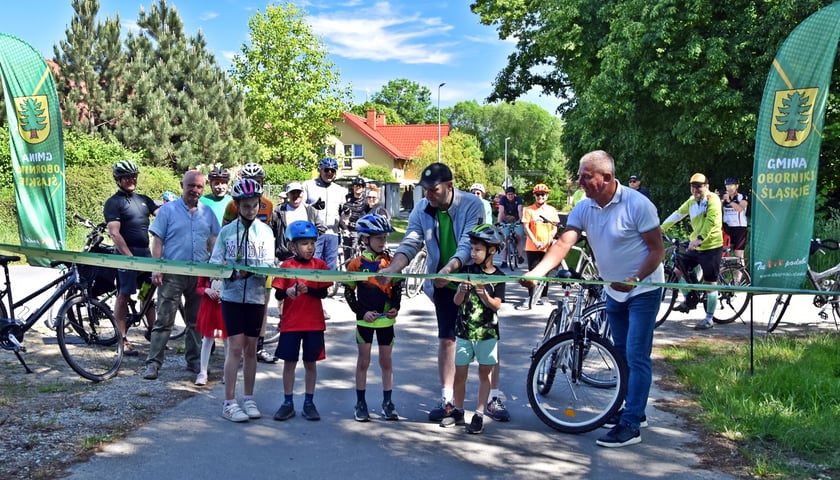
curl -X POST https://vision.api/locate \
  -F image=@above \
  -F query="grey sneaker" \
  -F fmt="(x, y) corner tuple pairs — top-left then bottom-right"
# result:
(381, 401), (399, 421)
(354, 401), (370, 422)
(142, 364), (159, 380)
(440, 408), (465, 427)
(256, 349), (277, 363)
(302, 401), (320, 421)
(273, 402), (295, 421)
(694, 319), (714, 330)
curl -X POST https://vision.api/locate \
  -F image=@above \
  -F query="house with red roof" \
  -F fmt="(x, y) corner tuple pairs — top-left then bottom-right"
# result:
(330, 109), (450, 185)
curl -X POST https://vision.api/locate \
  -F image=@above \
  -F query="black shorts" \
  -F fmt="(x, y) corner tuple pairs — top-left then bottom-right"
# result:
(356, 325), (395, 346)
(724, 226), (747, 251)
(221, 301), (264, 337)
(680, 247), (722, 282)
(275, 330), (326, 362)
(433, 286), (458, 339)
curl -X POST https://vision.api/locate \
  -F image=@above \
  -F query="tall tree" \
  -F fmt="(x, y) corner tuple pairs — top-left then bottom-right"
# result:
(411, 130), (487, 191)
(53, 0), (124, 135)
(115, 0), (257, 170)
(231, 2), (351, 166)
(472, 0), (840, 212)
(371, 79), (435, 124)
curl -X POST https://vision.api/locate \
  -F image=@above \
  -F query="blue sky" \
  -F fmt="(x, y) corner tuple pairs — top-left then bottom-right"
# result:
(0, 0), (561, 115)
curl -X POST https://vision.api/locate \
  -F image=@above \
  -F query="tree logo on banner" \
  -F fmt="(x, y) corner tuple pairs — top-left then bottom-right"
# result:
(771, 87), (817, 147)
(14, 94), (52, 144)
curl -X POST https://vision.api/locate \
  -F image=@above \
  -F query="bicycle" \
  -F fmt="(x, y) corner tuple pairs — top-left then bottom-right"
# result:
(0, 230), (122, 382)
(527, 220), (599, 310)
(526, 277), (626, 433)
(499, 221), (522, 270)
(329, 229), (362, 297)
(766, 238), (840, 333)
(403, 246), (428, 298)
(69, 215), (186, 341)
(656, 235), (752, 327)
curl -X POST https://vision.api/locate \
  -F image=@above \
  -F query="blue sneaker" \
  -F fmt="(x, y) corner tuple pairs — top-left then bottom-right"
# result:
(596, 423), (641, 447)
(486, 397), (511, 422)
(428, 400), (454, 422)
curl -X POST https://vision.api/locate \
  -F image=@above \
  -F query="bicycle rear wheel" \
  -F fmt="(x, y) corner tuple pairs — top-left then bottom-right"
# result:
(56, 295), (122, 382)
(766, 294), (792, 333)
(656, 271), (678, 328)
(713, 266), (751, 324)
(527, 332), (626, 433)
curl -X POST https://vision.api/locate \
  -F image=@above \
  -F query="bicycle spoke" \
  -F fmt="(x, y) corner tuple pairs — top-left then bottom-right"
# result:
(57, 296), (122, 382)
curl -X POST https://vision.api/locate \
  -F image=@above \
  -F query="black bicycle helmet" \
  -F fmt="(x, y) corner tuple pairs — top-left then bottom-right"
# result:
(239, 162), (265, 179)
(208, 167), (230, 181)
(230, 178), (263, 200)
(319, 157), (339, 170)
(468, 223), (503, 247)
(112, 160), (140, 178)
(285, 220), (319, 241)
(356, 214), (394, 236)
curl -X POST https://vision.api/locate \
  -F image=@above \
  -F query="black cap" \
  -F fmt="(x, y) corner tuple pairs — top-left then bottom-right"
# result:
(351, 177), (365, 186)
(629, 175), (640, 181)
(724, 177), (739, 185)
(418, 163), (453, 188)
(505, 186), (516, 193)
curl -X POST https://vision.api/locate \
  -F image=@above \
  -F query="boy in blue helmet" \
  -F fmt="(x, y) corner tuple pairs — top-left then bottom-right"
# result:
(271, 220), (333, 421)
(343, 214), (403, 422)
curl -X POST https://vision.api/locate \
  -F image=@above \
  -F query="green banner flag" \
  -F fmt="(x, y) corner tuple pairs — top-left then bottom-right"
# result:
(0, 33), (66, 266)
(750, 2), (840, 288)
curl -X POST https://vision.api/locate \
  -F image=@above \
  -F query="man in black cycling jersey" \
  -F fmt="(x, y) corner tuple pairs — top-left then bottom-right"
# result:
(104, 160), (160, 357)
(497, 186), (525, 268)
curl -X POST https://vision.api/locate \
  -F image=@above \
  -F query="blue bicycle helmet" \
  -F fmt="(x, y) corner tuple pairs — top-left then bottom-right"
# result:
(231, 178), (263, 200)
(286, 220), (319, 241)
(319, 157), (339, 170)
(162, 191), (177, 202)
(356, 214), (393, 236)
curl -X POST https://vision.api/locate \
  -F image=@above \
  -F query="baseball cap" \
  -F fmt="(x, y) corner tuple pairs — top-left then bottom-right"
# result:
(505, 186), (516, 193)
(629, 175), (640, 182)
(724, 177), (739, 185)
(418, 163), (453, 189)
(285, 181), (304, 193)
(689, 173), (708, 184)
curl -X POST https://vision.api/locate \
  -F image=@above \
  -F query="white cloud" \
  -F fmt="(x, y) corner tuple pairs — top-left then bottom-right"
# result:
(199, 11), (219, 21)
(307, 2), (456, 65)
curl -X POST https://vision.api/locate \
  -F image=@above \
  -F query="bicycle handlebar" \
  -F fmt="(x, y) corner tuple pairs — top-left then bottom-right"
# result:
(813, 238), (840, 252)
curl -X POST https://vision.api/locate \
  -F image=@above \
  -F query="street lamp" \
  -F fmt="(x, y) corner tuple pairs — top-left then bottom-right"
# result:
(504, 137), (511, 187)
(437, 82), (446, 163)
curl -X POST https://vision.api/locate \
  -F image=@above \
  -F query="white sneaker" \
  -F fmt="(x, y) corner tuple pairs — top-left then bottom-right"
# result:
(194, 372), (208, 386)
(222, 402), (249, 422)
(242, 399), (261, 419)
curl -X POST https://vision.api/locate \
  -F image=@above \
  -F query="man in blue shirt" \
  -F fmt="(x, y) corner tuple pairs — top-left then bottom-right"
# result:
(143, 170), (221, 380)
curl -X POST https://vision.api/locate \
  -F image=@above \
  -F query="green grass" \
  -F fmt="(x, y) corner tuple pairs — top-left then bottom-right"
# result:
(661, 333), (840, 478)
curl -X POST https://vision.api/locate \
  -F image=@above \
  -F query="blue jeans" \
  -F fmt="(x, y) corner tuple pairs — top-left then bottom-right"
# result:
(605, 288), (661, 430)
(315, 234), (339, 271)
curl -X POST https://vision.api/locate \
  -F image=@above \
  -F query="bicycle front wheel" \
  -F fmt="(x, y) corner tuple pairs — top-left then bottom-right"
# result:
(714, 266), (751, 324)
(526, 332), (627, 434)
(766, 294), (791, 333)
(56, 295), (122, 382)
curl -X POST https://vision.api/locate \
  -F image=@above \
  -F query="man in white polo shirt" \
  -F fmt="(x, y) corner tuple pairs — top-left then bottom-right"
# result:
(523, 150), (664, 448)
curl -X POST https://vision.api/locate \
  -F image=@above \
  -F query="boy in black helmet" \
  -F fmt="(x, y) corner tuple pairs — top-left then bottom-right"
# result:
(441, 224), (506, 434)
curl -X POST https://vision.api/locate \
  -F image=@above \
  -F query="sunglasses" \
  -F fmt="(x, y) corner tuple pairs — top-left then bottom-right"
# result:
(534, 192), (547, 197)
(322, 168), (336, 174)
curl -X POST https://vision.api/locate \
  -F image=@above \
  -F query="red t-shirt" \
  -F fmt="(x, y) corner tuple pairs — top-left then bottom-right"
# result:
(271, 256), (332, 332)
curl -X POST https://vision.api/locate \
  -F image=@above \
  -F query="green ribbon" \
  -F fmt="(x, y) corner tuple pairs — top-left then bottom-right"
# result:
(0, 243), (834, 296)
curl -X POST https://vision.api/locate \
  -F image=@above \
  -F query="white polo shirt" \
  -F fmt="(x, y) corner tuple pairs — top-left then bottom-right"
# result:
(567, 182), (664, 302)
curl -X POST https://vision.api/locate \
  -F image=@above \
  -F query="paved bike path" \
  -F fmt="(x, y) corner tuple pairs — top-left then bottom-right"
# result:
(53, 270), (761, 480)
